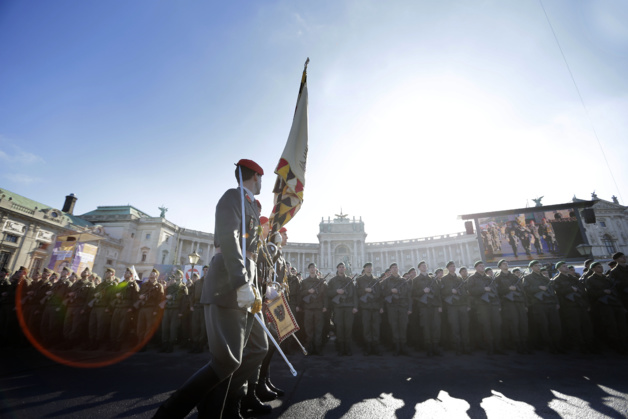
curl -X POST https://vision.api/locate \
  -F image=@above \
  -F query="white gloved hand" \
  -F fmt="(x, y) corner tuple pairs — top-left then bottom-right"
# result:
(237, 282), (256, 309)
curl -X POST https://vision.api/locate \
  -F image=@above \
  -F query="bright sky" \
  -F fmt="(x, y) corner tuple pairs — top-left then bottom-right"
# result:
(1, 0), (626, 243)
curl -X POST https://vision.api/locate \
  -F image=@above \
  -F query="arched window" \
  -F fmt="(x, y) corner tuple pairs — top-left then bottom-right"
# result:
(602, 235), (616, 255)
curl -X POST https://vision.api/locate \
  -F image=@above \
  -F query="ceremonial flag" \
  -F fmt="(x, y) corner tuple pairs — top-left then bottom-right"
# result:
(269, 58), (309, 236)
(130, 265), (141, 282)
(264, 293), (300, 343)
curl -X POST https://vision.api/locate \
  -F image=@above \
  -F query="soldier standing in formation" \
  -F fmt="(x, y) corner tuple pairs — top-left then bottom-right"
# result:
(327, 262), (357, 356)
(609, 252), (628, 310)
(356, 262), (383, 355)
(160, 270), (188, 353)
(440, 261), (471, 355)
(109, 267), (140, 351)
(412, 262), (442, 356)
(188, 268), (207, 353)
(586, 261), (627, 353)
(87, 268), (116, 350)
(552, 261), (596, 353)
(383, 263), (412, 356)
(495, 260), (529, 354)
(136, 268), (164, 351)
(523, 260), (562, 353)
(467, 261), (504, 355)
(62, 268), (93, 349)
(299, 262), (327, 355)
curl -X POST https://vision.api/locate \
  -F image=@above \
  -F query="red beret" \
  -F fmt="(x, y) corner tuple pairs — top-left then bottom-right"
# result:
(236, 159), (264, 175)
(260, 216), (269, 224)
(280, 227), (287, 233)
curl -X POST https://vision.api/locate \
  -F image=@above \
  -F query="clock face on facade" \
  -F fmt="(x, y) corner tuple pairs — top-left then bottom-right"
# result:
(51, 211), (58, 218)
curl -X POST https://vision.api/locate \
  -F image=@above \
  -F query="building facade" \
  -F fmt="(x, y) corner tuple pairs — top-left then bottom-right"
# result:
(1, 188), (626, 278)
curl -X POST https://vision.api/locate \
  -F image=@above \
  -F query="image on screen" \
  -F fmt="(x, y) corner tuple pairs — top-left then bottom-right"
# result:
(477, 208), (584, 263)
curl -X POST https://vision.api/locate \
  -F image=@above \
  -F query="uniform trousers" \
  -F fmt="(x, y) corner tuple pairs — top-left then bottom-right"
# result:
(162, 308), (181, 344)
(445, 304), (469, 349)
(333, 307), (354, 344)
(361, 308), (381, 343)
(304, 308), (324, 349)
(63, 306), (84, 342)
(387, 305), (409, 343)
(560, 305), (594, 348)
(475, 304), (501, 348)
(88, 306), (110, 343)
(136, 306), (159, 343)
(190, 304), (207, 343)
(418, 305), (441, 345)
(501, 301), (528, 344)
(110, 307), (131, 344)
(530, 304), (561, 350)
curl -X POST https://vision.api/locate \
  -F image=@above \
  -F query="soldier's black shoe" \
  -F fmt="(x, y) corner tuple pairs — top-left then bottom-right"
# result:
(265, 378), (284, 397)
(256, 382), (277, 402)
(240, 394), (272, 415)
(345, 343), (353, 356)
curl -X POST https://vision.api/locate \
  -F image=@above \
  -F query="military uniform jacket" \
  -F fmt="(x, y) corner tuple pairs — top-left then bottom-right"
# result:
(467, 272), (500, 307)
(0, 277), (11, 306)
(552, 273), (588, 308)
(298, 276), (327, 310)
(67, 279), (93, 308)
(586, 273), (622, 307)
(287, 274), (301, 307)
(22, 278), (41, 307)
(495, 271), (525, 304)
(384, 275), (413, 310)
(522, 272), (558, 306)
(163, 282), (189, 313)
(412, 273), (441, 308)
(609, 264), (628, 307)
(88, 280), (116, 308)
(189, 279), (203, 307)
(45, 278), (71, 308)
(201, 187), (260, 308)
(356, 274), (383, 310)
(440, 273), (468, 307)
(139, 280), (165, 308)
(327, 275), (357, 309)
(110, 279), (140, 309)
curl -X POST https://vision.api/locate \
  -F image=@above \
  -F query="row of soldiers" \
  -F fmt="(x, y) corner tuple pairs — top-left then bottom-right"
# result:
(0, 264), (210, 353)
(287, 251), (628, 357)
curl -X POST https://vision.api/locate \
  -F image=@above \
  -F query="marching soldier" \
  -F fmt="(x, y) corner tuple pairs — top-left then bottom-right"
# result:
(26, 268), (50, 341)
(586, 261), (627, 353)
(356, 262), (383, 355)
(136, 268), (164, 351)
(188, 267), (207, 353)
(552, 261), (595, 353)
(523, 260), (562, 353)
(327, 262), (357, 356)
(160, 270), (189, 353)
(298, 262), (327, 355)
(412, 262), (442, 356)
(87, 268), (116, 350)
(441, 261), (471, 355)
(383, 263), (412, 355)
(495, 260), (529, 354)
(467, 261), (504, 355)
(109, 267), (140, 351)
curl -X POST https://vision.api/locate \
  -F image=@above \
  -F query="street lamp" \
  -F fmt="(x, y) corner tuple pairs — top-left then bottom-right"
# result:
(576, 244), (594, 257)
(188, 251), (201, 282)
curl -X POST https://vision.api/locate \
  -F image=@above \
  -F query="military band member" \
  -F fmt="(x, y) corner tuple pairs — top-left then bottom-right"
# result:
(441, 261), (471, 355)
(586, 261), (627, 353)
(356, 262), (383, 355)
(523, 260), (561, 353)
(609, 252), (628, 311)
(467, 261), (504, 355)
(528, 220), (544, 255)
(155, 159), (265, 418)
(552, 261), (595, 353)
(109, 267), (140, 351)
(87, 268), (116, 350)
(495, 260), (529, 354)
(327, 262), (358, 356)
(413, 262), (442, 356)
(299, 262), (328, 355)
(136, 268), (164, 351)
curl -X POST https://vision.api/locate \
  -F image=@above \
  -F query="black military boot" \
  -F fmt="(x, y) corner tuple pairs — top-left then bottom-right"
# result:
(240, 393), (272, 415)
(256, 379), (277, 402)
(265, 376), (284, 397)
(153, 365), (222, 419)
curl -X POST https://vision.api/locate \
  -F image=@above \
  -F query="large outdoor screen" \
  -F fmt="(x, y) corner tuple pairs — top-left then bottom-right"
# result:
(477, 208), (584, 264)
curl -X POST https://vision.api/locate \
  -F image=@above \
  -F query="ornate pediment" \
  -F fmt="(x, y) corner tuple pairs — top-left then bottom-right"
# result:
(36, 229), (55, 243)
(2, 219), (26, 236)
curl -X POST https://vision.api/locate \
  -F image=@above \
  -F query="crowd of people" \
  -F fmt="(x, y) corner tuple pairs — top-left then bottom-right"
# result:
(0, 264), (208, 353)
